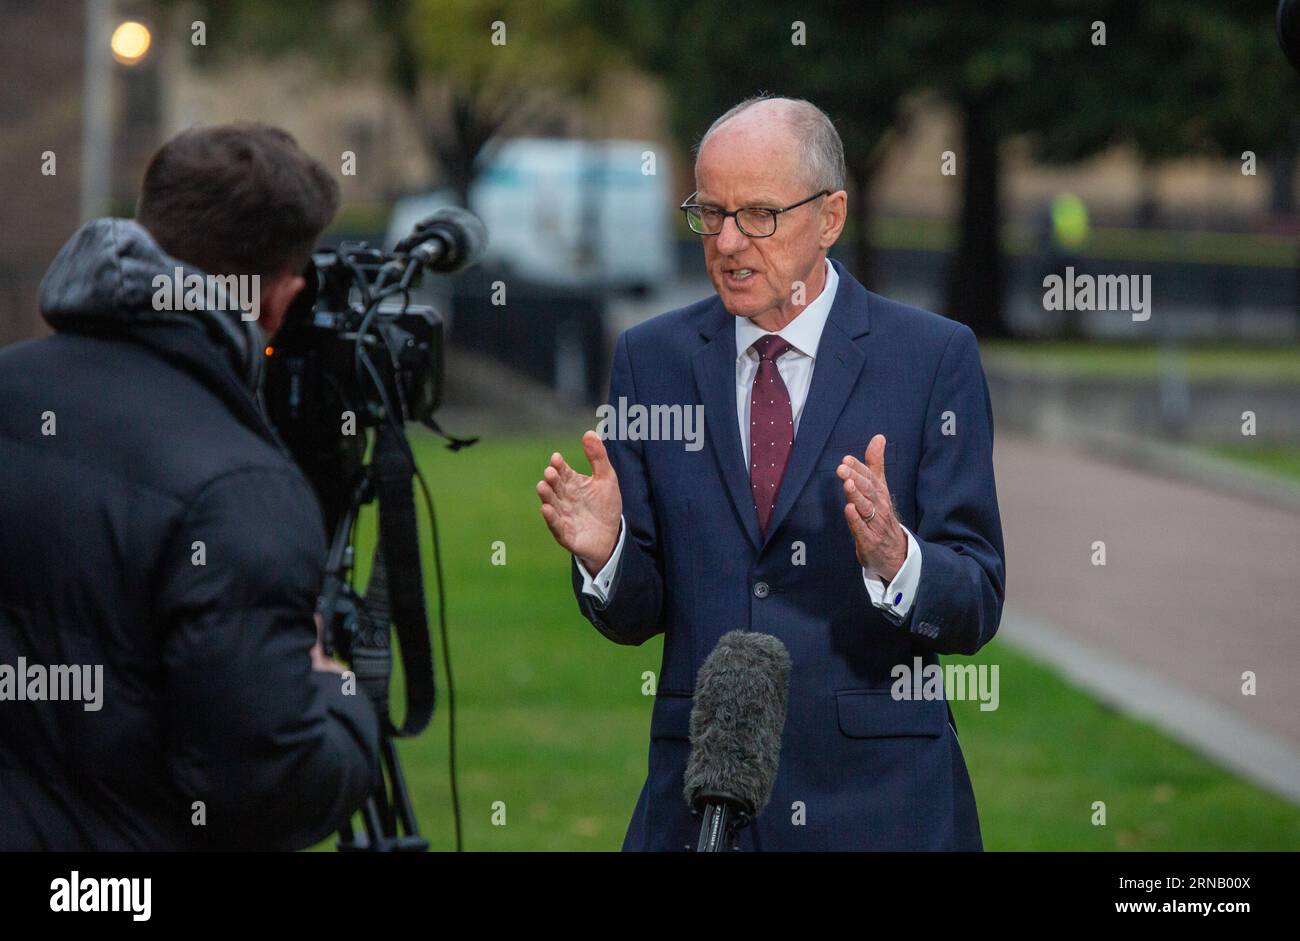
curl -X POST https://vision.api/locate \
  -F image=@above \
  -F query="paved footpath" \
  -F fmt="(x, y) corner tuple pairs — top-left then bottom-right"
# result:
(992, 433), (1300, 801)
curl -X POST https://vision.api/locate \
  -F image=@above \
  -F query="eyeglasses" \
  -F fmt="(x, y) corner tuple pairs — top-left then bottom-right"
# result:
(680, 190), (829, 238)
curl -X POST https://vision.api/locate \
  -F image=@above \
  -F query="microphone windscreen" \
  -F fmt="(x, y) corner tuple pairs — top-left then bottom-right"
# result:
(395, 206), (489, 269)
(683, 630), (792, 818)
(424, 206), (488, 267)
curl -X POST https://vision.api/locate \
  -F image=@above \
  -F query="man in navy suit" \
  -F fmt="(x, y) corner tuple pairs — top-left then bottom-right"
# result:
(537, 95), (1005, 851)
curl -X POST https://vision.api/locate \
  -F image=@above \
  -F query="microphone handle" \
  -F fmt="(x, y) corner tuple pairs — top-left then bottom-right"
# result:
(695, 800), (743, 852)
(399, 236), (451, 290)
(409, 235), (451, 269)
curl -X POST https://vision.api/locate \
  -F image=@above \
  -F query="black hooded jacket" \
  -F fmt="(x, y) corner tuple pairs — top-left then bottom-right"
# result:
(0, 219), (379, 850)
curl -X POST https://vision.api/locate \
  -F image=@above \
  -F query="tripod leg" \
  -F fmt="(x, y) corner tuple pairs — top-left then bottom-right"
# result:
(336, 735), (427, 851)
(382, 736), (425, 846)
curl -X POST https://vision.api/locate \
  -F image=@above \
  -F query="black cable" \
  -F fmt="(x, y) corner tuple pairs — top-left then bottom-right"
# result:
(356, 335), (464, 853)
(413, 464), (462, 853)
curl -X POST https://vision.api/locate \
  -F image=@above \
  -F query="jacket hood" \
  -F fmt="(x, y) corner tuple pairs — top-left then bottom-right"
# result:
(38, 218), (279, 448)
(39, 217), (265, 392)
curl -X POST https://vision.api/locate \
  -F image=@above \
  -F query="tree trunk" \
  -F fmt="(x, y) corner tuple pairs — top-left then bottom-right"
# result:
(1267, 145), (1297, 215)
(848, 164), (875, 290)
(947, 97), (1008, 338)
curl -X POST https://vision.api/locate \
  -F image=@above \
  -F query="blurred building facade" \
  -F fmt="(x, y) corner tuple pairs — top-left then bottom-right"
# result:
(1, 1), (90, 344)
(0, 1), (1296, 345)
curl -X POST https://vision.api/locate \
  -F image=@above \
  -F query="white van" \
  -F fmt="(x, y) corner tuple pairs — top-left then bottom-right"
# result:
(387, 138), (675, 293)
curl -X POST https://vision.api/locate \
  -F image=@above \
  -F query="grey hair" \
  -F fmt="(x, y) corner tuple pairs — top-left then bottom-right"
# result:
(694, 94), (846, 193)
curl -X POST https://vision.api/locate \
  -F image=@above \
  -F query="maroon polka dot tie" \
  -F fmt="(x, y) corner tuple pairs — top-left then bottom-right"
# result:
(749, 334), (794, 537)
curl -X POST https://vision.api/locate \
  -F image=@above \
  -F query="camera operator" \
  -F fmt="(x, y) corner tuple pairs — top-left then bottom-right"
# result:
(0, 122), (379, 850)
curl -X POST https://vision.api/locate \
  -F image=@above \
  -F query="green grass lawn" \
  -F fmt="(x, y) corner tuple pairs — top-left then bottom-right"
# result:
(866, 215), (1300, 268)
(951, 644), (1300, 850)
(981, 340), (1300, 383)
(315, 431), (1300, 851)
(1208, 443), (1300, 484)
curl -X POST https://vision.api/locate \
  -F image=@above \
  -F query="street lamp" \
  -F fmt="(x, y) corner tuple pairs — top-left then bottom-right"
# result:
(109, 20), (151, 66)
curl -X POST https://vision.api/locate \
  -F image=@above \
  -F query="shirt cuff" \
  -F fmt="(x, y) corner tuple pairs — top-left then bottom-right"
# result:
(576, 515), (626, 605)
(863, 526), (921, 622)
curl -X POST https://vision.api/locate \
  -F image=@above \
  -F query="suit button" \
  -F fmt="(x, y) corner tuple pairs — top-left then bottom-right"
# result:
(753, 581), (770, 599)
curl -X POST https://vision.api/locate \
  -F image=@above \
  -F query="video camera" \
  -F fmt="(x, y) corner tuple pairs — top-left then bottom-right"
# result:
(265, 207), (484, 532)
(262, 207), (487, 851)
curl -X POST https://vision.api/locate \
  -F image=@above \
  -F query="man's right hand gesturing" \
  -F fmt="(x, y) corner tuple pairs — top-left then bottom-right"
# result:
(537, 430), (623, 575)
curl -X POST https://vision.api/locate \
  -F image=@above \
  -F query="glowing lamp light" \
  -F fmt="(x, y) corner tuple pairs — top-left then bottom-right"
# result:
(110, 21), (152, 66)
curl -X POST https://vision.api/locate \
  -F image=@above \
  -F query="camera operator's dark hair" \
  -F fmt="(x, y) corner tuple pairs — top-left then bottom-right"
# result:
(136, 122), (339, 278)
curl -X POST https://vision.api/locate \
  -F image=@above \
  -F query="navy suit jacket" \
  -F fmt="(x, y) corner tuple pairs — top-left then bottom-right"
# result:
(572, 260), (1005, 851)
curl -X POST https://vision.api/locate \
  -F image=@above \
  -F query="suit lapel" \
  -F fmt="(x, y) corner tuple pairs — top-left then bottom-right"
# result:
(689, 261), (872, 554)
(762, 262), (871, 549)
(692, 301), (763, 551)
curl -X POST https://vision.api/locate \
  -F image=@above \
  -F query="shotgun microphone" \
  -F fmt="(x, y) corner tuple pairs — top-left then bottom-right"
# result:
(683, 630), (792, 852)
(395, 207), (488, 273)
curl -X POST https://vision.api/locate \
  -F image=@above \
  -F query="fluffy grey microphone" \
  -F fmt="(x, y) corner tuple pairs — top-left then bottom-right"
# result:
(684, 630), (792, 824)
(401, 206), (488, 272)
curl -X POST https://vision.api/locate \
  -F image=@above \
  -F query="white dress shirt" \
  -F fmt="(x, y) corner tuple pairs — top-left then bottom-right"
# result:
(578, 258), (922, 622)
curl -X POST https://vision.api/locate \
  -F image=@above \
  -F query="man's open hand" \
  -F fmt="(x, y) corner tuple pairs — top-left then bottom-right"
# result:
(537, 430), (623, 574)
(838, 434), (908, 582)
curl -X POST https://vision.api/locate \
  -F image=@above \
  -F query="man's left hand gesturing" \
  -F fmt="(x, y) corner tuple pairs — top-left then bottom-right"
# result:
(838, 434), (908, 583)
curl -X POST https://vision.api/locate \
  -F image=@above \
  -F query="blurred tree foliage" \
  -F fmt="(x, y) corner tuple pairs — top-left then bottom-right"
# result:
(604, 0), (1297, 335)
(593, 0), (917, 292)
(165, 0), (616, 204)
(165, 0), (1297, 336)
(911, 0), (1300, 334)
